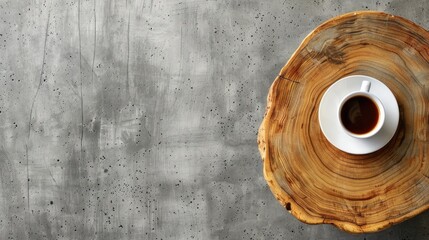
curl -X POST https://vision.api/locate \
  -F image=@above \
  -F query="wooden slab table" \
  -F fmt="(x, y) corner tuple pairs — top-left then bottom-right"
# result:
(258, 11), (429, 233)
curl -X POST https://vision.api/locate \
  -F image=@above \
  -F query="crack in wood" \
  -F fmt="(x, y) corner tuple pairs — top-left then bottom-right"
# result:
(277, 75), (300, 83)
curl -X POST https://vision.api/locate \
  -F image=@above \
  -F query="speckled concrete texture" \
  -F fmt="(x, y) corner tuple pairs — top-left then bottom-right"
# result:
(0, 0), (429, 239)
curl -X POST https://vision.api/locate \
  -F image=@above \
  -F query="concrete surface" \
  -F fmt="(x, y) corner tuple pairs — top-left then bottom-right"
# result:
(1, 0), (429, 239)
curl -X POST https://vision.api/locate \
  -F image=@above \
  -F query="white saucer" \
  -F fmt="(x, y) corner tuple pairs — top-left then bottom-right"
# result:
(318, 75), (399, 154)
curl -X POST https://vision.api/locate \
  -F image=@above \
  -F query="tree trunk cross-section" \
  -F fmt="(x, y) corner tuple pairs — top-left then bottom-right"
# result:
(258, 11), (429, 233)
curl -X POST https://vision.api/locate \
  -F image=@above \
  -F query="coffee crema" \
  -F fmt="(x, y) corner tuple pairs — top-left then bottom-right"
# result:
(340, 95), (379, 134)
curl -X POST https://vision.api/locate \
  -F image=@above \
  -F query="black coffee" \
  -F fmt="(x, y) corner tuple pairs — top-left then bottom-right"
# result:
(340, 96), (379, 134)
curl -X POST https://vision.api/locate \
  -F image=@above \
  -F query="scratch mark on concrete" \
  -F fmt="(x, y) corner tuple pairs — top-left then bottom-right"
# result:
(26, 10), (51, 213)
(179, 26), (183, 77)
(78, 0), (84, 162)
(92, 0), (97, 84)
(126, 10), (131, 93)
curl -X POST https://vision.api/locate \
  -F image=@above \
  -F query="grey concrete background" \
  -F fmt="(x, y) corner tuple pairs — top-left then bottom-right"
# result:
(1, 0), (429, 239)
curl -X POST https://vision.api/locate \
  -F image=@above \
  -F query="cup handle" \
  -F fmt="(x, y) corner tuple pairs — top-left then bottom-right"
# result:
(360, 80), (371, 92)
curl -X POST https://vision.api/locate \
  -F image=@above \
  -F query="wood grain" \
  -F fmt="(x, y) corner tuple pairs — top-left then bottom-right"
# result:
(258, 11), (429, 233)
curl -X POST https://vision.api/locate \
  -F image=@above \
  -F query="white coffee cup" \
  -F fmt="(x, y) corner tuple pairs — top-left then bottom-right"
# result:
(338, 80), (385, 139)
